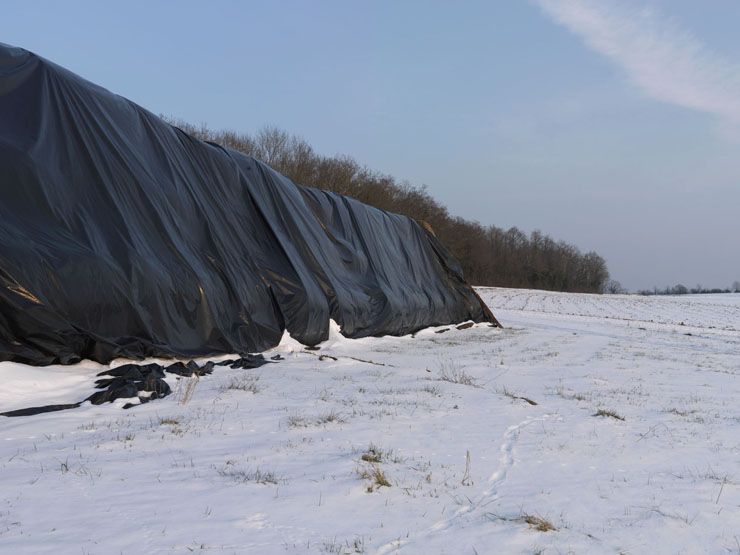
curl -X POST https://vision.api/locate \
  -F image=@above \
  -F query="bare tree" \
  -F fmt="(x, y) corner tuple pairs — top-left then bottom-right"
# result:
(605, 280), (626, 294)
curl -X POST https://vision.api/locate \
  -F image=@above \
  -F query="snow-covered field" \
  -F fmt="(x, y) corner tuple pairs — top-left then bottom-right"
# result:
(1, 288), (739, 554)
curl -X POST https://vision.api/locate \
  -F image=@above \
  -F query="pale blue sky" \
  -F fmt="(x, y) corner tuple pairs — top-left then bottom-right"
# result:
(3, 1), (740, 290)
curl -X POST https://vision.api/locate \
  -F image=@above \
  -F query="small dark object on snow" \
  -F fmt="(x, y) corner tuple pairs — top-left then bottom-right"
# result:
(215, 354), (269, 369)
(167, 360), (215, 376)
(456, 322), (474, 330)
(435, 328), (450, 334)
(96, 363), (161, 378)
(305, 346), (321, 351)
(87, 383), (140, 405)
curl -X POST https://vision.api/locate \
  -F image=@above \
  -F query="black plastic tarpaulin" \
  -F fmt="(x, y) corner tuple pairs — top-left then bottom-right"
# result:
(0, 42), (496, 366)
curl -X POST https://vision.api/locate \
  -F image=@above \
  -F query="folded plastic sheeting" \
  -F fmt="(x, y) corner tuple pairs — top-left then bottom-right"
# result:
(0, 43), (496, 366)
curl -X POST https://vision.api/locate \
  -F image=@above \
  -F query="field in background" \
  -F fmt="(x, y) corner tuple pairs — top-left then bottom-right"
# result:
(1, 288), (739, 554)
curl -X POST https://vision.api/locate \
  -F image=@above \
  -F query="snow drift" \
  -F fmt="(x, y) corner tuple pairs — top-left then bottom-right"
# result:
(0, 42), (495, 366)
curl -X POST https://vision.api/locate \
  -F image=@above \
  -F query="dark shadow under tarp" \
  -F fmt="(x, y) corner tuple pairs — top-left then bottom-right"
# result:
(0, 42), (496, 366)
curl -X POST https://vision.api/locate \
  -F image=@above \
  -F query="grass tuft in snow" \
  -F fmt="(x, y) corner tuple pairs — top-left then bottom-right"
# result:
(521, 514), (557, 532)
(321, 536), (366, 554)
(316, 410), (346, 425)
(217, 466), (281, 485)
(287, 411), (346, 428)
(419, 384), (441, 396)
(158, 417), (181, 425)
(222, 375), (260, 394)
(287, 414), (309, 428)
(663, 407), (697, 417)
(593, 409), (625, 421)
(358, 464), (391, 492)
(554, 385), (589, 401)
(437, 359), (480, 388)
(360, 443), (403, 464)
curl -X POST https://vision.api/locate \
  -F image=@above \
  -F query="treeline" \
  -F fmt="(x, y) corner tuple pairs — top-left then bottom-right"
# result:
(639, 283), (740, 296)
(166, 119), (611, 293)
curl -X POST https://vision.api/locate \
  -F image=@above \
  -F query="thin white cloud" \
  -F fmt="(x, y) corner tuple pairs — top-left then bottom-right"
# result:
(535, 0), (740, 125)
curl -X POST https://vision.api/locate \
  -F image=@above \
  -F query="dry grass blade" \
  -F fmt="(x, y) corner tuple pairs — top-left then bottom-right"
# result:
(521, 514), (557, 532)
(501, 387), (538, 405)
(593, 409), (625, 421)
(179, 374), (200, 405)
(486, 512), (557, 532)
(358, 464), (391, 492)
(461, 449), (473, 486)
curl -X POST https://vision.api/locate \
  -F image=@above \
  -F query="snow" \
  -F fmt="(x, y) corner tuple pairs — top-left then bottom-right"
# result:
(1, 288), (739, 554)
